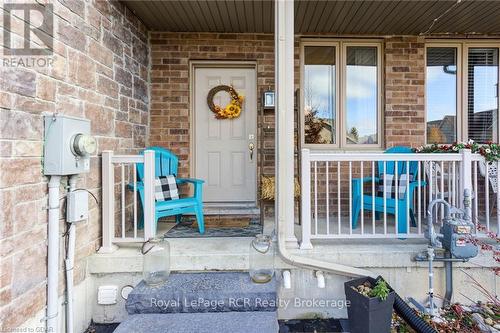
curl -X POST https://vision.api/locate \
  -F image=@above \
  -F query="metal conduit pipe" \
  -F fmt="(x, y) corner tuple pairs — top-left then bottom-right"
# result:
(47, 176), (61, 332)
(65, 175), (78, 333)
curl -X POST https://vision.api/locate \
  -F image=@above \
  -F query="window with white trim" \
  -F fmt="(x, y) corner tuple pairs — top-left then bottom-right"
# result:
(301, 40), (382, 148)
(426, 42), (500, 144)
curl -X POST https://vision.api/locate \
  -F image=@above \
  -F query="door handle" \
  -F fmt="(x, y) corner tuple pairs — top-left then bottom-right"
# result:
(249, 143), (255, 161)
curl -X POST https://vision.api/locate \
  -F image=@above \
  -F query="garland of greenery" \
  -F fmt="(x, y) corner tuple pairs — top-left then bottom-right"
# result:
(413, 140), (500, 162)
(206, 85), (244, 119)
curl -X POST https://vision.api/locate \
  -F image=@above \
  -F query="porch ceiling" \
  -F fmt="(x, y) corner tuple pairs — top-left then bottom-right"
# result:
(122, 0), (500, 35)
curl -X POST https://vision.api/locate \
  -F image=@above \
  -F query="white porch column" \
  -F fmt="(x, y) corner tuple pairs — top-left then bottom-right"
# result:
(275, 0), (298, 247)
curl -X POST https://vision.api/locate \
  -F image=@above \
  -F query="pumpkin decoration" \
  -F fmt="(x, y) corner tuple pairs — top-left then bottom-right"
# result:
(207, 85), (244, 119)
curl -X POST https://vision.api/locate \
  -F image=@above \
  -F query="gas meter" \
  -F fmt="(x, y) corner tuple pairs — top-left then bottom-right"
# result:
(410, 190), (479, 316)
(426, 190), (478, 260)
(43, 115), (97, 175)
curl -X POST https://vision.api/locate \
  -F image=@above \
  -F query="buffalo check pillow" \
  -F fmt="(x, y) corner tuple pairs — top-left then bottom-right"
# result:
(377, 173), (414, 200)
(154, 175), (179, 201)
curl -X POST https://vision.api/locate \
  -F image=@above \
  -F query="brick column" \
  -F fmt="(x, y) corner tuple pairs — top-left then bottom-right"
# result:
(384, 36), (426, 148)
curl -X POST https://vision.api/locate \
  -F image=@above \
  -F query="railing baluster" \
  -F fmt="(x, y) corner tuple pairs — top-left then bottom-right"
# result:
(423, 162), (427, 219)
(452, 161), (456, 207)
(349, 161), (352, 235)
(133, 163), (137, 238)
(383, 161), (387, 235)
(360, 161), (364, 235)
(121, 163), (126, 239)
(446, 162), (453, 202)
(497, 160), (500, 233)
(372, 161), (375, 234)
(314, 161), (318, 235)
(417, 161), (421, 234)
(326, 162), (330, 235)
(395, 161), (398, 234)
(406, 161), (410, 234)
(337, 161), (341, 235)
(429, 161), (433, 214)
(440, 161), (445, 220)
(485, 162), (490, 231)
(473, 161), (478, 234)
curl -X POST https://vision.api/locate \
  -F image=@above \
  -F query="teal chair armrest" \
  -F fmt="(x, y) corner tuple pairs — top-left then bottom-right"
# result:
(176, 178), (205, 185)
(176, 178), (204, 201)
(352, 177), (380, 184)
(409, 180), (427, 189)
(127, 181), (144, 191)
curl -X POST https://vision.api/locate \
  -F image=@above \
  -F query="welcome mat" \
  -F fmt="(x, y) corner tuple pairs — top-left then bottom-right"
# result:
(164, 219), (262, 238)
(193, 215), (251, 229)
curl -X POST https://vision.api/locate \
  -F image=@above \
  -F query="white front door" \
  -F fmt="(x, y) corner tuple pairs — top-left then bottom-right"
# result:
(193, 66), (257, 204)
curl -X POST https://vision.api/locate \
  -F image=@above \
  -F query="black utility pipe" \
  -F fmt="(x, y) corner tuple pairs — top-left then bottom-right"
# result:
(444, 251), (453, 307)
(393, 293), (437, 333)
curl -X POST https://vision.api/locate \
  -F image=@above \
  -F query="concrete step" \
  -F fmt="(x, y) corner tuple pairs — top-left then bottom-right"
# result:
(126, 272), (277, 314)
(114, 312), (279, 333)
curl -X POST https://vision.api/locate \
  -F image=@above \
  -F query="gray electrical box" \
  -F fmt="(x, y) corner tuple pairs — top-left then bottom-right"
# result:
(67, 190), (89, 222)
(43, 115), (97, 175)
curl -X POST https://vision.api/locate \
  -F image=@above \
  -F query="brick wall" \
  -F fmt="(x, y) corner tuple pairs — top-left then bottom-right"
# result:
(150, 32), (277, 177)
(384, 36), (426, 148)
(150, 33), (305, 217)
(149, 34), (428, 217)
(150, 34), (428, 175)
(0, 0), (149, 328)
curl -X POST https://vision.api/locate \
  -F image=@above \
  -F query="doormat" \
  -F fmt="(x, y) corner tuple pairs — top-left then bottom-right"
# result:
(192, 215), (251, 229)
(164, 219), (262, 238)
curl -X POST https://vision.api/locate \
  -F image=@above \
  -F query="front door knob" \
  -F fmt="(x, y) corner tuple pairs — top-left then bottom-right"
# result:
(249, 143), (255, 161)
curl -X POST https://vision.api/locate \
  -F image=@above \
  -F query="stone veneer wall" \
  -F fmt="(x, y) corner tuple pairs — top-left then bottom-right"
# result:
(0, 0), (149, 329)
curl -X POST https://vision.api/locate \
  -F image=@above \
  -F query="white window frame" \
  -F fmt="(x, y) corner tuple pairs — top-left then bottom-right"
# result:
(425, 42), (463, 144)
(426, 40), (500, 144)
(300, 39), (383, 150)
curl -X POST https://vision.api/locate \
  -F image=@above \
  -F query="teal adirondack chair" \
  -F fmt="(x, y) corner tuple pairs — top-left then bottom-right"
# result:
(351, 146), (425, 233)
(134, 146), (205, 234)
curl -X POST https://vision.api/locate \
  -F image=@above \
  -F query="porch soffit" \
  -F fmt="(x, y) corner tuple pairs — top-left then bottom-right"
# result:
(122, 0), (500, 35)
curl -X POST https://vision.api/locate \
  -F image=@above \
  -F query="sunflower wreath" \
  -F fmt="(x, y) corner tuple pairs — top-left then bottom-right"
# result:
(207, 85), (244, 119)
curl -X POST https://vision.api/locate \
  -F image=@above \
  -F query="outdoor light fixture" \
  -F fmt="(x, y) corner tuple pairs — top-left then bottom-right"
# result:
(262, 90), (275, 109)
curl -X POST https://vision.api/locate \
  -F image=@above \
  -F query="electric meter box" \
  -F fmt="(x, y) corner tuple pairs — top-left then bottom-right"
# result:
(43, 115), (96, 175)
(66, 190), (89, 223)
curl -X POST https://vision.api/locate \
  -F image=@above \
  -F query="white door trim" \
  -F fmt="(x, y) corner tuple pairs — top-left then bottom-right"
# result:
(189, 61), (258, 207)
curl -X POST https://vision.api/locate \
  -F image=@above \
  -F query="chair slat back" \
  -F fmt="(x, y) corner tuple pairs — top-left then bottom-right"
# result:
(137, 146), (179, 181)
(378, 146), (418, 179)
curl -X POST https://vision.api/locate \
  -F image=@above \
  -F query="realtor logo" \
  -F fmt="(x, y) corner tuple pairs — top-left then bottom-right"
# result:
(3, 3), (53, 56)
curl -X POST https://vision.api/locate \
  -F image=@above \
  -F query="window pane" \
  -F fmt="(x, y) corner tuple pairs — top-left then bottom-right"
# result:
(345, 46), (378, 144)
(468, 48), (499, 143)
(426, 47), (457, 144)
(304, 46), (336, 144)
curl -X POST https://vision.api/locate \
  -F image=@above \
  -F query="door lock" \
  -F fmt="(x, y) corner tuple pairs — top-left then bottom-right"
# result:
(249, 143), (255, 161)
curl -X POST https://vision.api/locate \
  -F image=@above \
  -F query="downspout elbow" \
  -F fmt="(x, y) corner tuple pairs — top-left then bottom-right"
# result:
(276, 218), (376, 279)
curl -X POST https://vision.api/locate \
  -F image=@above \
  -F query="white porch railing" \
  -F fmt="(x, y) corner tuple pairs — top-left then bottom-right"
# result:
(100, 150), (155, 252)
(300, 149), (499, 249)
(471, 153), (500, 234)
